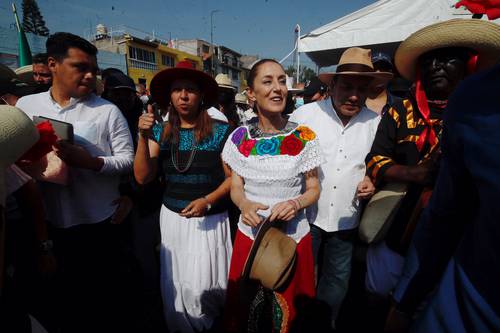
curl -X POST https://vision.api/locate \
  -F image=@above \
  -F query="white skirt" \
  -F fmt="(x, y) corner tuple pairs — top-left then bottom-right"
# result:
(159, 205), (232, 333)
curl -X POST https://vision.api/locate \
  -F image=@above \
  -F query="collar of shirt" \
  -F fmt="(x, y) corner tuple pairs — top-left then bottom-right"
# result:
(47, 88), (89, 112)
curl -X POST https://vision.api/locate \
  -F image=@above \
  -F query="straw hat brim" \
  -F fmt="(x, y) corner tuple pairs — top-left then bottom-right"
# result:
(319, 71), (393, 86)
(150, 67), (218, 109)
(218, 84), (236, 91)
(15, 65), (35, 84)
(395, 19), (500, 81)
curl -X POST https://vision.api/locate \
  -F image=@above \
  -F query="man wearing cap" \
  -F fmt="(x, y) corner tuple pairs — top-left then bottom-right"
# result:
(289, 47), (392, 327)
(302, 76), (328, 105)
(364, 19), (500, 299)
(15, 32), (134, 332)
(366, 51), (400, 115)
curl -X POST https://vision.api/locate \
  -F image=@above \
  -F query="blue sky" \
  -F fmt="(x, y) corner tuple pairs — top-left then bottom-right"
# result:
(1, 0), (375, 68)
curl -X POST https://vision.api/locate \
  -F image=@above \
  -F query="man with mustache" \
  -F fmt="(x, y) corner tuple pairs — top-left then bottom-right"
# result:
(290, 47), (392, 329)
(364, 19), (500, 300)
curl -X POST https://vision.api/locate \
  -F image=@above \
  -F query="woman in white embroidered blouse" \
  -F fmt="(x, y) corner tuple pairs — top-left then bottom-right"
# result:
(222, 59), (322, 333)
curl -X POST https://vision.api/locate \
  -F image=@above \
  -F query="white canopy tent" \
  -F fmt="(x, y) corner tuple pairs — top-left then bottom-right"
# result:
(299, 0), (499, 68)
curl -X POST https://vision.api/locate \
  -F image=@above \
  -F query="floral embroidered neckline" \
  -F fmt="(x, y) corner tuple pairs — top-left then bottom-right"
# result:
(231, 125), (316, 157)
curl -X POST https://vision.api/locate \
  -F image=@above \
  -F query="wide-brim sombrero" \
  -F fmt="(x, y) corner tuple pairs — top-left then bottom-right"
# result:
(150, 61), (218, 109)
(319, 47), (393, 86)
(242, 217), (297, 291)
(395, 19), (500, 81)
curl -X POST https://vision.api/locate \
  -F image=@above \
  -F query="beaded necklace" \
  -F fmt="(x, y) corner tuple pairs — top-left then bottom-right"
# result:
(170, 130), (197, 173)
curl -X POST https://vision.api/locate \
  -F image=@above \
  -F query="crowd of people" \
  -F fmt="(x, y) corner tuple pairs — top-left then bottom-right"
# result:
(0, 14), (499, 333)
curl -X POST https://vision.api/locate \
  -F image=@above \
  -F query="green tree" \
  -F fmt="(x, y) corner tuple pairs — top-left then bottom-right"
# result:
(22, 0), (49, 37)
(285, 65), (316, 83)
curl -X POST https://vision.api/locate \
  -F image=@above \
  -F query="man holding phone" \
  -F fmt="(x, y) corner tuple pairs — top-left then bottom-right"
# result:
(16, 32), (134, 332)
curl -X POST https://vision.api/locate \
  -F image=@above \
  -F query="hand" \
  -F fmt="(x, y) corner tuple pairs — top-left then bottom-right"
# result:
(138, 104), (156, 137)
(269, 200), (299, 222)
(111, 196), (134, 224)
(357, 176), (376, 199)
(239, 199), (269, 227)
(180, 198), (210, 218)
(53, 141), (103, 171)
(384, 306), (411, 333)
(37, 252), (57, 278)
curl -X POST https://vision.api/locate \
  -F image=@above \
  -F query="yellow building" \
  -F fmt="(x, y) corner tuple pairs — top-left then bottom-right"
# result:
(93, 33), (202, 89)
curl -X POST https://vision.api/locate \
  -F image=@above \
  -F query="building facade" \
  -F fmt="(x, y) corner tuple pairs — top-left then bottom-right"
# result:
(92, 26), (202, 88)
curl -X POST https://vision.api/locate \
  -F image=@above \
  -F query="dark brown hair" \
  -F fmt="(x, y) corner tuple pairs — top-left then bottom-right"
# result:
(160, 84), (213, 144)
(247, 58), (282, 89)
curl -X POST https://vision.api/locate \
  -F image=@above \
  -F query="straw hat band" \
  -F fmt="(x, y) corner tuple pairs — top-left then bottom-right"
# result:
(336, 63), (375, 73)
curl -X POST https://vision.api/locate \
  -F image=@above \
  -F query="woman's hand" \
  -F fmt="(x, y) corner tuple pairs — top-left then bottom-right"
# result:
(239, 199), (269, 227)
(269, 200), (299, 222)
(138, 104), (156, 137)
(180, 198), (210, 218)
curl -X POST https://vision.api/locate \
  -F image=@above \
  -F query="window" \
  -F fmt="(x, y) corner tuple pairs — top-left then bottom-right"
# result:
(162, 54), (175, 67)
(128, 46), (157, 70)
(202, 44), (210, 54)
(129, 46), (155, 63)
(232, 70), (238, 81)
(232, 59), (238, 67)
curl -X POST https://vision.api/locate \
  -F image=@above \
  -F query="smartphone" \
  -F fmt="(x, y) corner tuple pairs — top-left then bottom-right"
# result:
(33, 116), (74, 143)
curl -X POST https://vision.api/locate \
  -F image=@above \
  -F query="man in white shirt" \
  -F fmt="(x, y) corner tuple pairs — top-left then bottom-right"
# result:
(16, 32), (134, 332)
(290, 47), (392, 328)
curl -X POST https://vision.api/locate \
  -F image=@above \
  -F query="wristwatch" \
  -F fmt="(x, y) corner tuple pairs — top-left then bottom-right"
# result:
(39, 239), (54, 253)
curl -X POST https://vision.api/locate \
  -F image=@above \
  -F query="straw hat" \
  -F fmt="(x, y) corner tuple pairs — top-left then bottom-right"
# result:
(0, 64), (39, 97)
(15, 64), (35, 84)
(242, 218), (297, 291)
(215, 73), (236, 90)
(319, 47), (393, 85)
(235, 92), (249, 105)
(0, 105), (39, 205)
(395, 19), (500, 81)
(150, 60), (218, 109)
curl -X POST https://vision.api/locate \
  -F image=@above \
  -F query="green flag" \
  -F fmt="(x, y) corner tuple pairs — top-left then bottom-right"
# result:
(12, 3), (32, 66)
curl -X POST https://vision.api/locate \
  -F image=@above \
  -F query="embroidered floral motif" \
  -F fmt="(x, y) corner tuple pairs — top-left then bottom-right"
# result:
(296, 126), (316, 141)
(255, 137), (280, 155)
(232, 125), (315, 158)
(239, 138), (257, 157)
(231, 127), (247, 145)
(281, 134), (304, 156)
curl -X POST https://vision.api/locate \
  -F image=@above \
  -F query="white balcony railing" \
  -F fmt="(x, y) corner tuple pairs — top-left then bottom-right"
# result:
(128, 58), (158, 71)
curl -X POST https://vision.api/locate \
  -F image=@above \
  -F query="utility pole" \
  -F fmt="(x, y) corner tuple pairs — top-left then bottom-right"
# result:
(210, 9), (220, 75)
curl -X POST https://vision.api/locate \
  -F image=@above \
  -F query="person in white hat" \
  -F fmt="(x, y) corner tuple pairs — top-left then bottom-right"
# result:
(364, 18), (500, 303)
(289, 46), (392, 329)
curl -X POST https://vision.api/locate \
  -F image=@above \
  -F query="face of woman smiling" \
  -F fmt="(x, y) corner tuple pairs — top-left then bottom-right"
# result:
(247, 61), (288, 114)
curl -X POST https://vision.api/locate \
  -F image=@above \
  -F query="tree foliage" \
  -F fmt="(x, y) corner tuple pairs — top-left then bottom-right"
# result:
(285, 65), (317, 83)
(22, 0), (49, 37)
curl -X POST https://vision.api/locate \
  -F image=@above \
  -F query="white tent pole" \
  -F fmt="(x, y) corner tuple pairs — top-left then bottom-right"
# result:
(296, 24), (300, 84)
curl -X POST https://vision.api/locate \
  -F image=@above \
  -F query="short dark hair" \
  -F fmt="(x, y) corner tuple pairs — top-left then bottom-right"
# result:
(46, 32), (98, 61)
(32, 53), (48, 65)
